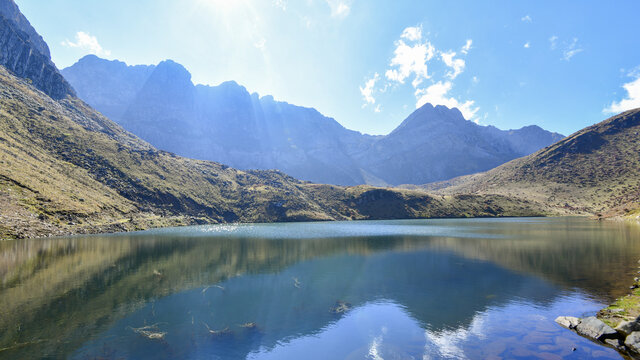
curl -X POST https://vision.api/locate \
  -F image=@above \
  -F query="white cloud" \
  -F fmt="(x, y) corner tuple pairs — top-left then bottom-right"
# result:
(273, 0), (286, 10)
(441, 51), (465, 79)
(523, 42), (530, 49)
(385, 38), (435, 87)
(254, 38), (266, 50)
(326, 0), (350, 18)
(401, 26), (422, 42)
(549, 35), (558, 50)
(61, 31), (111, 57)
(461, 39), (472, 55)
(415, 81), (479, 121)
(365, 26), (478, 121)
(360, 73), (379, 106)
(562, 38), (583, 61)
(521, 15), (532, 23)
(604, 72), (640, 114)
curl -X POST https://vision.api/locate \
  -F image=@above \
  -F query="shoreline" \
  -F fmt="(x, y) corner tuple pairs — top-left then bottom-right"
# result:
(556, 257), (640, 359)
(0, 212), (553, 241)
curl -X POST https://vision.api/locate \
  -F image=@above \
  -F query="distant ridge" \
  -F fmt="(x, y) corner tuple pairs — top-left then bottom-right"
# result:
(62, 55), (564, 186)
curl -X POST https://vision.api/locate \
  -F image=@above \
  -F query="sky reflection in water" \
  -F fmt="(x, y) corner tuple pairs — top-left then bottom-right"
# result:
(3, 217), (639, 359)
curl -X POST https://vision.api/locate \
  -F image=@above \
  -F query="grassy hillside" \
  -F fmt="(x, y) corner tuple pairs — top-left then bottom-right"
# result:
(0, 66), (544, 239)
(423, 108), (640, 218)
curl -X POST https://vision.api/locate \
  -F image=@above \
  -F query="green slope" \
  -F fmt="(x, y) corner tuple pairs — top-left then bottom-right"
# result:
(425, 108), (640, 218)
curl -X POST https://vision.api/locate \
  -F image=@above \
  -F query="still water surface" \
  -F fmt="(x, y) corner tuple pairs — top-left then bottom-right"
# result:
(2, 217), (640, 359)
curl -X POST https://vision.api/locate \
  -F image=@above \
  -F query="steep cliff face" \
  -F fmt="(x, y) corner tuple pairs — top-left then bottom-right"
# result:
(0, 0), (50, 58)
(61, 54), (155, 120)
(0, 5), (74, 100)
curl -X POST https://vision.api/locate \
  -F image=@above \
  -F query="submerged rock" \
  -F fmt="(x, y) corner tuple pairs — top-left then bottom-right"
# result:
(329, 301), (352, 315)
(555, 316), (581, 329)
(575, 316), (617, 341)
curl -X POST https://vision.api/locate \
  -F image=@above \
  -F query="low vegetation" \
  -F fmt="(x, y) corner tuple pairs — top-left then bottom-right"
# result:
(421, 108), (640, 219)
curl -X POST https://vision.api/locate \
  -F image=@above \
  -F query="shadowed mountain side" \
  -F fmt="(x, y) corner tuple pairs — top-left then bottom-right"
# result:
(62, 56), (564, 186)
(422, 108), (640, 218)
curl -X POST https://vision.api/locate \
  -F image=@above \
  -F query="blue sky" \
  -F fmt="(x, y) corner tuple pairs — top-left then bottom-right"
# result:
(17, 0), (640, 136)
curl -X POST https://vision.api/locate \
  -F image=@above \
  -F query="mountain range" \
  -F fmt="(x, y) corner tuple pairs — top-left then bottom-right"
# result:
(0, 0), (638, 241)
(62, 55), (564, 186)
(0, 1), (542, 239)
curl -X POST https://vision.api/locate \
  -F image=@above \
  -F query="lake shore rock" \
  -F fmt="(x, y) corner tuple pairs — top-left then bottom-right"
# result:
(575, 317), (617, 340)
(556, 261), (640, 359)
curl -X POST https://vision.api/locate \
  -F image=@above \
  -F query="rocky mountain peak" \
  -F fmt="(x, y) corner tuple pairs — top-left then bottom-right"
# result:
(0, 0), (74, 99)
(0, 0), (50, 58)
(390, 102), (467, 136)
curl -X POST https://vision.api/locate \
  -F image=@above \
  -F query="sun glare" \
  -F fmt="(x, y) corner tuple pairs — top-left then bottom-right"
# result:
(197, 0), (244, 11)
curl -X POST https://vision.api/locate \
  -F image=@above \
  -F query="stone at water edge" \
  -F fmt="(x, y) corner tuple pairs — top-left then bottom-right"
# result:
(605, 338), (625, 350)
(575, 316), (618, 341)
(555, 316), (581, 329)
(625, 331), (640, 353)
(615, 318), (640, 336)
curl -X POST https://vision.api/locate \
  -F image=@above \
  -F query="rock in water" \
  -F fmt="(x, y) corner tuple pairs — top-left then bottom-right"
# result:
(625, 331), (640, 353)
(555, 316), (581, 329)
(575, 316), (617, 341)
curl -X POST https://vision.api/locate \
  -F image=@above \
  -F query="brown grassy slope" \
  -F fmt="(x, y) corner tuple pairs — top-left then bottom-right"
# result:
(423, 109), (640, 217)
(0, 66), (545, 239)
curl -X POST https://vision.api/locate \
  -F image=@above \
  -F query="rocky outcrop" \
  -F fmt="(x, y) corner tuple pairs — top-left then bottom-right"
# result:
(0, 0), (50, 58)
(0, 11), (73, 99)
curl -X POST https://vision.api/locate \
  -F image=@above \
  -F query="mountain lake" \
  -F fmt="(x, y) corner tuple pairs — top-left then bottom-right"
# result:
(2, 217), (640, 359)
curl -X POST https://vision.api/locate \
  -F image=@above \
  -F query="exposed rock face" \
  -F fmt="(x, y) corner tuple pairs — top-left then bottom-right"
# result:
(0, 0), (50, 58)
(62, 56), (564, 186)
(60, 54), (154, 120)
(0, 1), (74, 100)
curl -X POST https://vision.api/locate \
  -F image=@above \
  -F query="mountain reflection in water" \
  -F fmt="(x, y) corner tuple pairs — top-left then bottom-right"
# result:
(1, 217), (638, 359)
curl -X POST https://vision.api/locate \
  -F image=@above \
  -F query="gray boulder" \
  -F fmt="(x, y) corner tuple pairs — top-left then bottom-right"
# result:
(615, 319), (640, 336)
(575, 316), (617, 341)
(605, 338), (625, 350)
(555, 316), (581, 329)
(625, 331), (640, 353)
